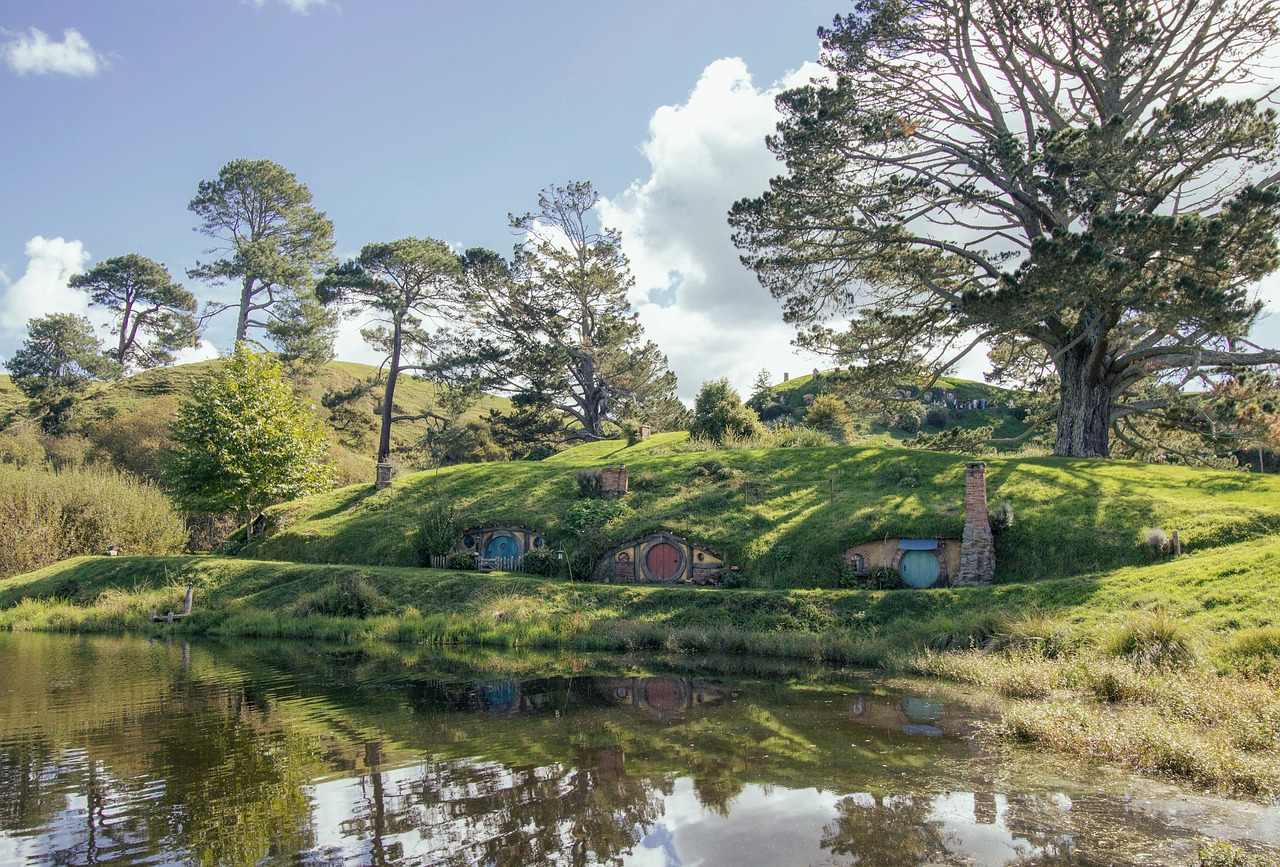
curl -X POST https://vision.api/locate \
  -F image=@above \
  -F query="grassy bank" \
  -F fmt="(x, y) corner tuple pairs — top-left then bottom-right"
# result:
(244, 436), (1280, 588)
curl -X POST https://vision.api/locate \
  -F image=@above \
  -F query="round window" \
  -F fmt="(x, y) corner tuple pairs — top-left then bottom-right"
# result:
(463, 535), (475, 548)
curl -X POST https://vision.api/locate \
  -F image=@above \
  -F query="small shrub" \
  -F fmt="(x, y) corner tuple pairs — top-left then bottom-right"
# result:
(1144, 527), (1172, 558)
(1197, 839), (1280, 867)
(905, 425), (994, 455)
(893, 407), (923, 434)
(866, 566), (902, 590)
(562, 499), (623, 535)
(988, 500), (1015, 534)
(923, 404), (951, 428)
(1102, 608), (1201, 667)
(874, 458), (920, 488)
(292, 576), (388, 619)
(575, 469), (604, 498)
(445, 550), (478, 571)
(630, 471), (660, 492)
(520, 548), (560, 577)
(1222, 626), (1280, 674)
(686, 458), (739, 482)
(721, 568), (746, 589)
(415, 500), (460, 564)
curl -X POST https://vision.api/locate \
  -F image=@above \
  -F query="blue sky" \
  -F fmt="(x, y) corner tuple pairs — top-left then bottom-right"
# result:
(0, 0), (851, 398)
(4, 0), (1278, 400)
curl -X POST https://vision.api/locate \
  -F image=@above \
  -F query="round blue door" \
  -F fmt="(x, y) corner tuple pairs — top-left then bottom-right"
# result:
(486, 534), (518, 558)
(899, 550), (940, 588)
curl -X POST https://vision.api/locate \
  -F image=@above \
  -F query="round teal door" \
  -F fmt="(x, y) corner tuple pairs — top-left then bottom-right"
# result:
(899, 550), (940, 588)
(486, 534), (518, 558)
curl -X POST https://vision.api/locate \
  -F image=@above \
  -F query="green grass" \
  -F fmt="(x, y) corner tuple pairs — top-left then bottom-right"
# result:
(239, 436), (1280, 589)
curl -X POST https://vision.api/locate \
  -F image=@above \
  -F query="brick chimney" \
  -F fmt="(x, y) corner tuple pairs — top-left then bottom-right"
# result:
(601, 464), (629, 498)
(958, 461), (995, 584)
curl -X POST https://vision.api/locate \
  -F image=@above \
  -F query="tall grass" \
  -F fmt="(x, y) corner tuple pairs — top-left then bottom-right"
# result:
(0, 464), (187, 578)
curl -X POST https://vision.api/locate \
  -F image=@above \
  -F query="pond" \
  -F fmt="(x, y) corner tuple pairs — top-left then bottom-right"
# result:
(0, 632), (1275, 866)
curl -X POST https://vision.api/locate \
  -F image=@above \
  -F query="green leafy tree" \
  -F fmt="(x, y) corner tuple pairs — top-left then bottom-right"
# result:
(188, 158), (337, 360)
(6, 313), (120, 432)
(464, 183), (681, 441)
(317, 237), (467, 467)
(688, 378), (763, 443)
(69, 253), (199, 370)
(164, 343), (336, 538)
(730, 0), (1280, 458)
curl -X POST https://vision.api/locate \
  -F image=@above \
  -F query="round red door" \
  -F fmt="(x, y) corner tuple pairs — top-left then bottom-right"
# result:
(645, 541), (682, 580)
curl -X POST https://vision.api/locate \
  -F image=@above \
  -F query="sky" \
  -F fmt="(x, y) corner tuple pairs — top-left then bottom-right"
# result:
(0, 0), (850, 400)
(2, 0), (1278, 402)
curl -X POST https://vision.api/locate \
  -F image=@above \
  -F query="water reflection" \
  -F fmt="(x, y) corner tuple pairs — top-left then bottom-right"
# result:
(0, 633), (1275, 866)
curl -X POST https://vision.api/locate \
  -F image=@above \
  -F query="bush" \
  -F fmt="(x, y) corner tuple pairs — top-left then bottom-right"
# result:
(688, 378), (762, 444)
(575, 468), (604, 498)
(415, 500), (460, 564)
(0, 464), (188, 578)
(924, 404), (952, 428)
(520, 548), (561, 577)
(292, 576), (388, 618)
(802, 394), (853, 441)
(905, 425), (994, 455)
(1102, 608), (1201, 667)
(562, 499), (624, 535)
(875, 458), (920, 488)
(988, 500), (1015, 534)
(893, 407), (922, 433)
(1144, 527), (1172, 558)
(630, 471), (660, 492)
(445, 550), (478, 571)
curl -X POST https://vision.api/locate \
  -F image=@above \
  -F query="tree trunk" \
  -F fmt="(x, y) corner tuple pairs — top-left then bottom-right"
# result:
(378, 320), (402, 465)
(1053, 343), (1114, 458)
(236, 277), (255, 342)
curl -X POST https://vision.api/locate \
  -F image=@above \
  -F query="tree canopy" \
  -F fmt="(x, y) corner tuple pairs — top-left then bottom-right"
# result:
(464, 182), (681, 442)
(730, 0), (1280, 458)
(6, 313), (120, 432)
(188, 158), (337, 361)
(317, 237), (466, 466)
(69, 253), (199, 370)
(164, 342), (336, 537)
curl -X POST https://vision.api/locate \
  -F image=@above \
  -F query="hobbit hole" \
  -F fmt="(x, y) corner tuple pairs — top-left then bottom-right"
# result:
(594, 531), (726, 585)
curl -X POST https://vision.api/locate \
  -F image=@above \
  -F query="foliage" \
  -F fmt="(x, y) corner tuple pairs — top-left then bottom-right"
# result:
(7, 314), (120, 432)
(874, 457), (920, 488)
(188, 158), (337, 356)
(164, 343), (337, 537)
(519, 548), (560, 577)
(574, 468), (604, 498)
(987, 499), (1014, 535)
(318, 237), (467, 465)
(923, 404), (951, 428)
(802, 394), (854, 442)
(561, 499), (623, 536)
(460, 183), (681, 441)
(292, 575), (388, 618)
(688, 378), (762, 444)
(729, 1), (1280, 458)
(1144, 527), (1173, 558)
(69, 253), (199, 370)
(415, 499), (460, 563)
(905, 425), (994, 456)
(1102, 608), (1201, 668)
(0, 464), (187, 578)
(444, 550), (478, 571)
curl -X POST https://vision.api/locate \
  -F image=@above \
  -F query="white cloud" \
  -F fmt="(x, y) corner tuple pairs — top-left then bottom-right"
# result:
(0, 236), (92, 360)
(601, 57), (828, 400)
(170, 339), (221, 366)
(244, 0), (337, 14)
(2, 28), (103, 78)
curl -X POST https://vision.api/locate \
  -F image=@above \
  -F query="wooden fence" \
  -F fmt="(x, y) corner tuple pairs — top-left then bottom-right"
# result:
(429, 554), (525, 573)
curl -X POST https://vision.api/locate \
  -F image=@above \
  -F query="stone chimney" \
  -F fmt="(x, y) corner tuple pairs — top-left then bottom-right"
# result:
(601, 464), (629, 498)
(783, 371), (790, 382)
(375, 462), (393, 490)
(958, 461), (995, 584)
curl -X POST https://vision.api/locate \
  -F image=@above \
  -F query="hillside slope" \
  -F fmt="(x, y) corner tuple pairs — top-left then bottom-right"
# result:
(1, 360), (511, 483)
(245, 433), (1280, 588)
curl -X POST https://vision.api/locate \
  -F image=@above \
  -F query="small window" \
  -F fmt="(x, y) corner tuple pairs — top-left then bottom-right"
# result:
(533, 537), (543, 549)
(618, 552), (630, 562)
(464, 535), (476, 549)
(696, 552), (704, 562)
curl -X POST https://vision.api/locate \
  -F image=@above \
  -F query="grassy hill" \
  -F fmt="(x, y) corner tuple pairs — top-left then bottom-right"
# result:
(1, 359), (511, 485)
(238, 433), (1280, 588)
(751, 371), (1038, 449)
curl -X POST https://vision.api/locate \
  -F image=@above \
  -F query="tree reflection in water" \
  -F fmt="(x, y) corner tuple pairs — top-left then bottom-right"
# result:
(2, 635), (1278, 867)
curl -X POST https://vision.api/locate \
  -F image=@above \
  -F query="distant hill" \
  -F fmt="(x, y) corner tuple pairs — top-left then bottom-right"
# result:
(0, 360), (511, 486)
(750, 370), (1039, 449)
